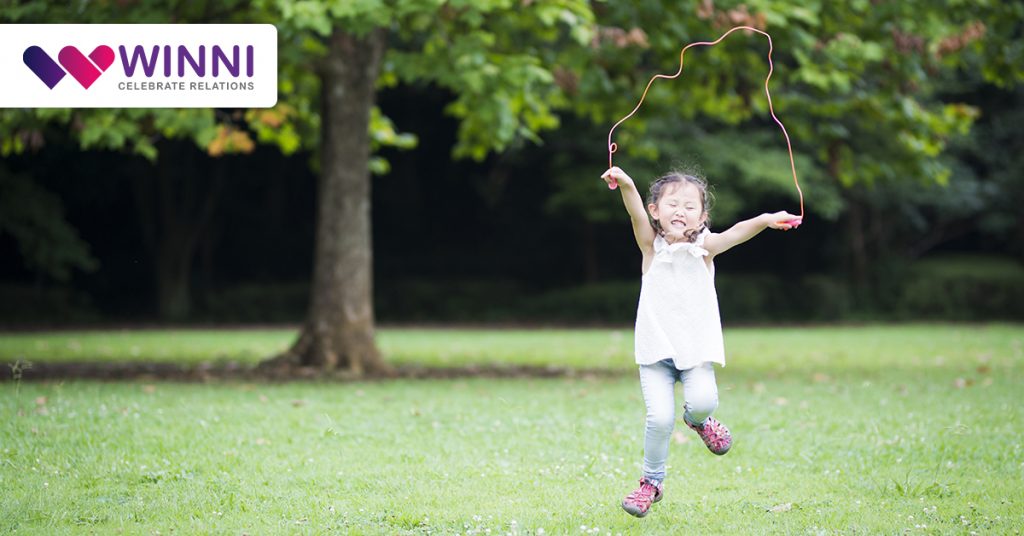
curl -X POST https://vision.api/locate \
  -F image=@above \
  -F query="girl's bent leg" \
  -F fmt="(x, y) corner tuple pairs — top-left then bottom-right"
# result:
(638, 360), (678, 482)
(681, 362), (719, 427)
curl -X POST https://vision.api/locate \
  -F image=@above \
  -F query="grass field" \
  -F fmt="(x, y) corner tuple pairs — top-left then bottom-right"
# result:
(2, 324), (1022, 534)
(1, 323), (1021, 373)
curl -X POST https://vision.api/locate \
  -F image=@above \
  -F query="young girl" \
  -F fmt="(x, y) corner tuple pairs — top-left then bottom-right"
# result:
(600, 166), (799, 518)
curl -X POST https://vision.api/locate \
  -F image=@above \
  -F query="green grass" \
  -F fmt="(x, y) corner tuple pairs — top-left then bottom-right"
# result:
(1, 323), (1021, 372)
(2, 325), (1023, 534)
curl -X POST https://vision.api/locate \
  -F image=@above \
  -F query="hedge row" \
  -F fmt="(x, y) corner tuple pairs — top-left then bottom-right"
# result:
(4, 255), (1023, 325)
(182, 254), (1024, 323)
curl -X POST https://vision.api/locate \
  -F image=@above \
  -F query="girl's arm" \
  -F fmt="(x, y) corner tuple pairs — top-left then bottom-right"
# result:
(704, 211), (801, 257)
(602, 167), (656, 253)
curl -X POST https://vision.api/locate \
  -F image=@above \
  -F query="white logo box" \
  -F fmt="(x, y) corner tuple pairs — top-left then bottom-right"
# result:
(1, 24), (278, 108)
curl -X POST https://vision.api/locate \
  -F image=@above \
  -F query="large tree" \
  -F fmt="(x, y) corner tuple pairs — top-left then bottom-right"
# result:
(257, 1), (595, 375)
(1, 0), (596, 375)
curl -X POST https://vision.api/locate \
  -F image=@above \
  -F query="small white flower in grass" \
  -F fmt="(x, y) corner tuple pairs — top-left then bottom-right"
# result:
(536, 529), (545, 535)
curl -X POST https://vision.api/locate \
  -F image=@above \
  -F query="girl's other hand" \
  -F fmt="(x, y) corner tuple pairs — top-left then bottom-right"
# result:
(601, 166), (635, 190)
(765, 211), (802, 230)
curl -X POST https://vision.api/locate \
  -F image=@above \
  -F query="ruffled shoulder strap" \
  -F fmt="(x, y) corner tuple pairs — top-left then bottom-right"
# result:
(652, 231), (709, 263)
(693, 228), (711, 247)
(653, 234), (669, 253)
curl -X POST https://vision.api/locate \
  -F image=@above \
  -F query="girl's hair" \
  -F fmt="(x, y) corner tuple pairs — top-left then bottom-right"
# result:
(647, 171), (713, 243)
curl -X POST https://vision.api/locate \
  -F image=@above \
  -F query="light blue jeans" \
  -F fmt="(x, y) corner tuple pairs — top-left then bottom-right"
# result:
(638, 359), (719, 483)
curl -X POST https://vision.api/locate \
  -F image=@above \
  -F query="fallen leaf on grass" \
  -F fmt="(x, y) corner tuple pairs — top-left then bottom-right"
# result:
(142, 385), (156, 394)
(35, 397), (47, 406)
(953, 378), (973, 389)
(672, 431), (691, 444)
(255, 438), (270, 446)
(768, 503), (792, 513)
(291, 400), (306, 407)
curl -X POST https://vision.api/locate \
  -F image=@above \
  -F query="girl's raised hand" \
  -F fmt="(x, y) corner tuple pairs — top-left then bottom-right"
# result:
(765, 211), (803, 231)
(601, 166), (635, 190)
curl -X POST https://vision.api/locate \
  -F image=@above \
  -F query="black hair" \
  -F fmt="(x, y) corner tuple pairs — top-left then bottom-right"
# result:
(647, 171), (713, 243)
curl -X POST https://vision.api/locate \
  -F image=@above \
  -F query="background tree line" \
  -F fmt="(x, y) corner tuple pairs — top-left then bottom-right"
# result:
(1, 1), (1022, 370)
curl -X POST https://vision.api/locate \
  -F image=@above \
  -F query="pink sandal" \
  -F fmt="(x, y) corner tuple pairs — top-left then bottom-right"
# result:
(621, 478), (663, 517)
(688, 416), (732, 455)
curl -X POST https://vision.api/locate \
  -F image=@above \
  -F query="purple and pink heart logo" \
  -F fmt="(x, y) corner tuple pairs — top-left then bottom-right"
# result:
(23, 45), (115, 89)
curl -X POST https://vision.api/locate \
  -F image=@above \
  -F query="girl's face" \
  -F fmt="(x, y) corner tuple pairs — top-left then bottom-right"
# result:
(649, 181), (706, 240)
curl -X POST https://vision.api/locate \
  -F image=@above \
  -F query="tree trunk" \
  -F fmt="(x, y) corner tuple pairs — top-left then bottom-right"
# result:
(134, 143), (224, 321)
(582, 221), (599, 283)
(845, 194), (869, 290)
(829, 141), (869, 290)
(263, 27), (391, 376)
(156, 237), (192, 320)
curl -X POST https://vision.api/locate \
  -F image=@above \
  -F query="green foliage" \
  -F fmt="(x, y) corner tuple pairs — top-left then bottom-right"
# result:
(0, 284), (97, 323)
(201, 282), (310, 323)
(368, 107), (418, 174)
(520, 281), (640, 323)
(899, 255), (1024, 320)
(385, 1), (594, 160)
(248, 0), (597, 163)
(550, 0), (1022, 232)
(944, 83), (1024, 258)
(0, 170), (98, 282)
(376, 278), (525, 323)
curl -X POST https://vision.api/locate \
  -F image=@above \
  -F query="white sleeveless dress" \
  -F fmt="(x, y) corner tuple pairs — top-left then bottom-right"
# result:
(634, 229), (726, 369)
